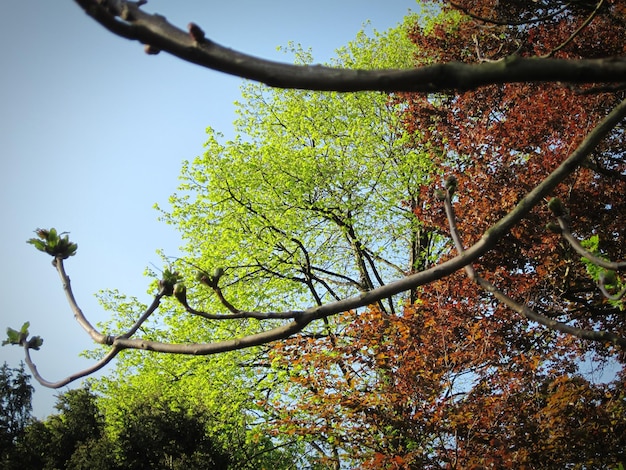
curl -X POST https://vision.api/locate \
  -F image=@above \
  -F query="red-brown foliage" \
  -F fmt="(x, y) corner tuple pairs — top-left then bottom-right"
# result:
(267, 1), (626, 468)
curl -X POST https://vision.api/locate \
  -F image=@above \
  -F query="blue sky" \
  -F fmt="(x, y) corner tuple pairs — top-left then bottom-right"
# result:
(0, 1), (416, 417)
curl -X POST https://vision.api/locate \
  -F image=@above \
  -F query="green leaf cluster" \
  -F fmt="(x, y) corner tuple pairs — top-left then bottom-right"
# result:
(581, 235), (624, 310)
(3, 322), (43, 350)
(27, 228), (77, 259)
(158, 268), (183, 296)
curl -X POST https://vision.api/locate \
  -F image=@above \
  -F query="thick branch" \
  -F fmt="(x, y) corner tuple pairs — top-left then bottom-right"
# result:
(73, 0), (626, 92)
(28, 97), (626, 381)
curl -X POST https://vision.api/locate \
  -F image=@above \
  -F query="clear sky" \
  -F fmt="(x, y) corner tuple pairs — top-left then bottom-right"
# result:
(0, 1), (417, 418)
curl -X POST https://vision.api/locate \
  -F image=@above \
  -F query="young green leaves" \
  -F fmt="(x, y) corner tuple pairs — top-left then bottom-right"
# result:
(3, 322), (43, 350)
(27, 228), (78, 260)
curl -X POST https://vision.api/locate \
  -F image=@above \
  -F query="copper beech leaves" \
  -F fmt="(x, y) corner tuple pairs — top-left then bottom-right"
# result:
(265, 1), (626, 467)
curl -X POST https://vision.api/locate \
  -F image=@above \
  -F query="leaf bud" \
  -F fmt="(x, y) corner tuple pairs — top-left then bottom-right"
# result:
(35, 228), (50, 239)
(173, 283), (188, 306)
(158, 278), (175, 296)
(27, 336), (43, 350)
(600, 270), (617, 286)
(188, 22), (205, 42)
(547, 197), (566, 217)
(545, 222), (562, 234)
(144, 44), (161, 55)
(433, 189), (446, 201)
(444, 175), (457, 195)
(196, 271), (212, 287)
(213, 267), (224, 281)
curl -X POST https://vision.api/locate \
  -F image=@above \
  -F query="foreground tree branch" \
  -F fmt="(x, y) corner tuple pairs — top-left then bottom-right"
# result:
(9, 96), (626, 387)
(73, 0), (626, 92)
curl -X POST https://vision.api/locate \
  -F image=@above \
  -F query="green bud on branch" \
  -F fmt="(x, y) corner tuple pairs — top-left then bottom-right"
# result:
(173, 283), (188, 306)
(444, 175), (457, 196)
(547, 197), (566, 217)
(159, 269), (182, 296)
(434, 189), (446, 201)
(600, 270), (617, 286)
(27, 227), (78, 259)
(213, 267), (224, 283)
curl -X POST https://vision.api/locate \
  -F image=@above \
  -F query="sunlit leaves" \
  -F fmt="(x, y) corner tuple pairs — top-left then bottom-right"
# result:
(158, 20), (434, 319)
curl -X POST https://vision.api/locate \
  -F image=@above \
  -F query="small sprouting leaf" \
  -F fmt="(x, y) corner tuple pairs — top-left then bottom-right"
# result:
(27, 238), (46, 252)
(3, 327), (21, 346)
(48, 227), (58, 239)
(3, 322), (30, 346)
(35, 228), (49, 239)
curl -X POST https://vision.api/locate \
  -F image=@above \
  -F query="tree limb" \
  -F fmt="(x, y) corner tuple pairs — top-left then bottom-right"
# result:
(20, 96), (626, 389)
(73, 0), (626, 92)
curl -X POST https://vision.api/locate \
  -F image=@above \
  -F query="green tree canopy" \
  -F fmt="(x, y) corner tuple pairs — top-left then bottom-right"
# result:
(79, 19), (437, 468)
(159, 16), (435, 321)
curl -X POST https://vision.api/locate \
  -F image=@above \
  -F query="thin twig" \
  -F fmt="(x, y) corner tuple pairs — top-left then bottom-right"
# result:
(442, 189), (626, 347)
(557, 216), (626, 271)
(541, 0), (605, 58)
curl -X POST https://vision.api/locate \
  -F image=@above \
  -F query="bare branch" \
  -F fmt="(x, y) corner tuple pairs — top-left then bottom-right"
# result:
(556, 216), (626, 271)
(442, 185), (626, 347)
(21, 96), (626, 388)
(73, 0), (626, 92)
(54, 257), (109, 344)
(541, 0), (606, 58)
(475, 275), (626, 346)
(448, 1), (570, 26)
(24, 342), (122, 389)
(181, 293), (305, 321)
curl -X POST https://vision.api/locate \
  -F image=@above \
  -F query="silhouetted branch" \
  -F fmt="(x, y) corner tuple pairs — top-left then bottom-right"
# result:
(541, 0), (605, 58)
(448, 1), (570, 26)
(73, 0), (626, 92)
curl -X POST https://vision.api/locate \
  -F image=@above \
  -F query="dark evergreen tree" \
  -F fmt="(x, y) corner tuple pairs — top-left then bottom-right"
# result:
(0, 362), (34, 466)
